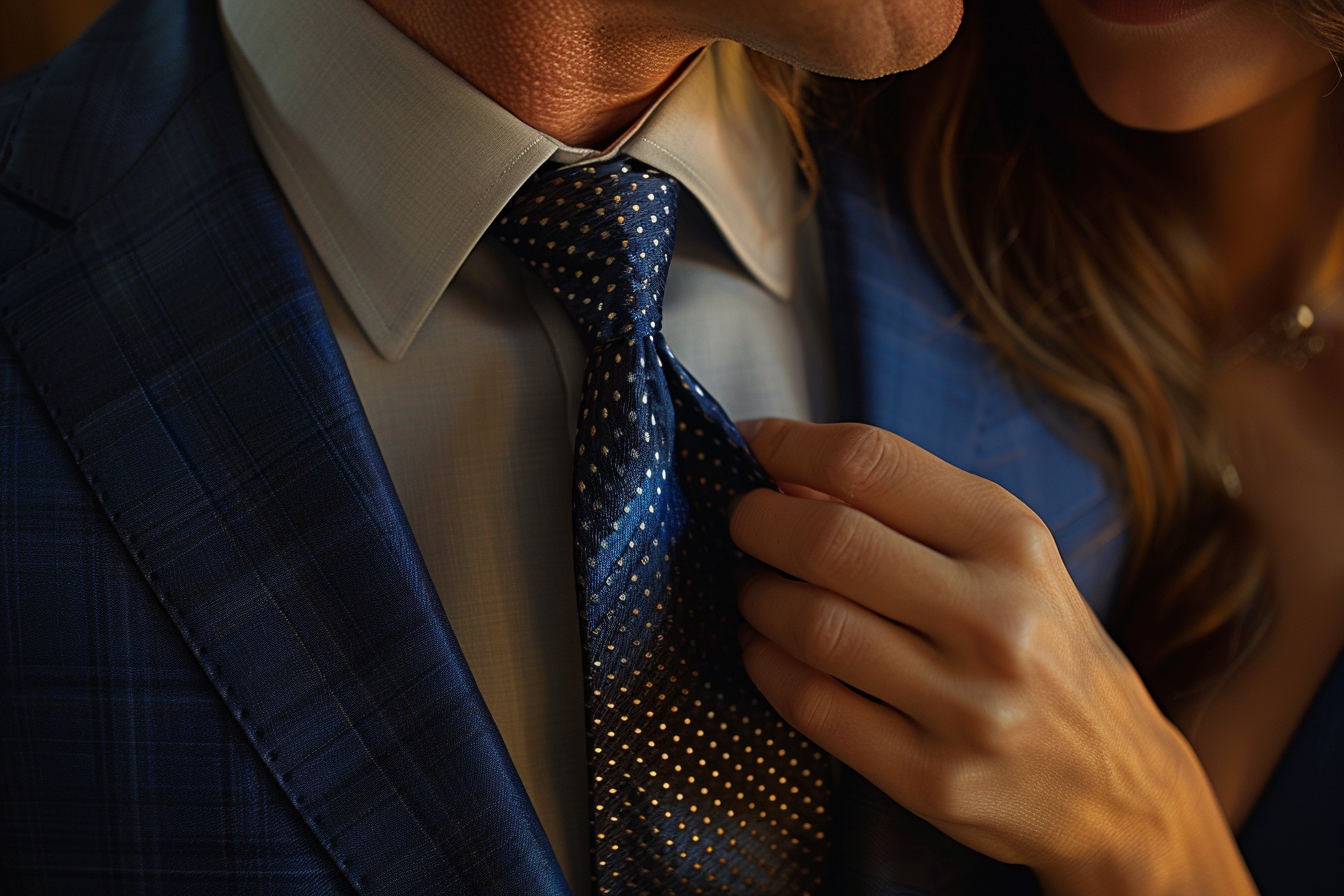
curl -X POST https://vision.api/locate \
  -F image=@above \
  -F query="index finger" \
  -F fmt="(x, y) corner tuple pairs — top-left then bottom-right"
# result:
(745, 419), (1035, 558)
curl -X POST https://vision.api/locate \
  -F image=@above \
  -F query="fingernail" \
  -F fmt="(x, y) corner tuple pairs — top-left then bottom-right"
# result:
(735, 418), (763, 441)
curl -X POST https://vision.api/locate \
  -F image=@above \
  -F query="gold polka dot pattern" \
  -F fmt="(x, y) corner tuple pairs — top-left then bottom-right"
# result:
(492, 159), (831, 894)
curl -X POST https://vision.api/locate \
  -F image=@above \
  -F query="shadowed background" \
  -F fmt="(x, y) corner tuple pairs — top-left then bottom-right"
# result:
(1, 0), (116, 82)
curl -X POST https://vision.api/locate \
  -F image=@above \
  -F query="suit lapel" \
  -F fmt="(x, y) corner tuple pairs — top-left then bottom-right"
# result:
(0, 1), (568, 893)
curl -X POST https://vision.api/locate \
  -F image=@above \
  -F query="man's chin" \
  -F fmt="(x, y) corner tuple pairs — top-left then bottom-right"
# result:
(742, 0), (963, 81)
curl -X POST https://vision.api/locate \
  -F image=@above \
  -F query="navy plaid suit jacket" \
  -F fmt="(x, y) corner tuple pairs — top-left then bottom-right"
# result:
(2, 0), (1181, 893)
(0, 0), (567, 891)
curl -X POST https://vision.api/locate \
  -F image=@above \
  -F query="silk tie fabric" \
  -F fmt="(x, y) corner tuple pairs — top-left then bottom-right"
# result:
(492, 159), (832, 894)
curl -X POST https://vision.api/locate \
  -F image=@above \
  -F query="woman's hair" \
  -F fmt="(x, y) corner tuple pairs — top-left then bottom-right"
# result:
(752, 1), (1344, 704)
(744, 50), (823, 211)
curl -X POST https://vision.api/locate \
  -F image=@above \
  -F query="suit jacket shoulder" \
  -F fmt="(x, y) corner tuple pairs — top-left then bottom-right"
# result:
(0, 1), (567, 893)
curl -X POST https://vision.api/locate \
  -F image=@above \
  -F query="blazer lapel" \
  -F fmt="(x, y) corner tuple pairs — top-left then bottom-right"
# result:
(0, 1), (568, 893)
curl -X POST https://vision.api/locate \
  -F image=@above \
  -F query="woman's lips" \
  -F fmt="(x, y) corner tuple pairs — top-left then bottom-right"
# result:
(1078, 0), (1224, 26)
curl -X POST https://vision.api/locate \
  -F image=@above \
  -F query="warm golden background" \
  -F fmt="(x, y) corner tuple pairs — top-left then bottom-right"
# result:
(1, 0), (117, 82)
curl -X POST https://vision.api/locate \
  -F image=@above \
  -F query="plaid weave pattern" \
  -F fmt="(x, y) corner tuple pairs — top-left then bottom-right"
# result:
(0, 0), (567, 892)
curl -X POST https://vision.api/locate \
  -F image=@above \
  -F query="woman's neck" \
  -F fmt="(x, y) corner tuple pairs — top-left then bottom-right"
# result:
(1170, 65), (1344, 330)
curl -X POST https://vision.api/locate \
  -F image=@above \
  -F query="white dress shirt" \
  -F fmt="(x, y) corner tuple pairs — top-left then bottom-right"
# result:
(220, 0), (834, 888)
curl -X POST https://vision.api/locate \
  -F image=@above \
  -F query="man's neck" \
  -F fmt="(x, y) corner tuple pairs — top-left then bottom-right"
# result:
(364, 0), (706, 148)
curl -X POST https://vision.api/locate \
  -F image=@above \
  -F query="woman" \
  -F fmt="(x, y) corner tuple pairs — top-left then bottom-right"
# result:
(730, 1), (1344, 892)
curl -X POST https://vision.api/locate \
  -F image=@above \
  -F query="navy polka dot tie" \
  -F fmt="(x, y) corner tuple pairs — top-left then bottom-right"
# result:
(492, 158), (831, 895)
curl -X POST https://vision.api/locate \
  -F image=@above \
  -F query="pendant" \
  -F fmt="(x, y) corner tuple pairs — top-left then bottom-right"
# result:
(1245, 304), (1332, 371)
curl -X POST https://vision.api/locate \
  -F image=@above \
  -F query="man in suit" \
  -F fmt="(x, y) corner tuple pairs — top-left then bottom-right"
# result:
(0, 0), (965, 892)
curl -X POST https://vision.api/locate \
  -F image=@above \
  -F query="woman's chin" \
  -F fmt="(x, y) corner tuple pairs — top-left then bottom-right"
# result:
(1072, 54), (1337, 133)
(1076, 71), (1285, 133)
(1040, 0), (1334, 133)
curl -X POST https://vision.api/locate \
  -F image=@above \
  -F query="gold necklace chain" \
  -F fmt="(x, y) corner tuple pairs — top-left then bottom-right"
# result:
(1242, 304), (1334, 370)
(1217, 302), (1336, 497)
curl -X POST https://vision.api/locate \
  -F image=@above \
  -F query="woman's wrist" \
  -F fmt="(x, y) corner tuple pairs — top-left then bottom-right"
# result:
(1036, 727), (1258, 896)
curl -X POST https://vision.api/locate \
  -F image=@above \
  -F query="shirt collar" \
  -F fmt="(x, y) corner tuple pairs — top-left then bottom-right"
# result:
(220, 0), (802, 361)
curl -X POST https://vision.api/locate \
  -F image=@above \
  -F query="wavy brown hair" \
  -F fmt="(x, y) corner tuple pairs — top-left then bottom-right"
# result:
(878, 0), (1344, 702)
(756, 1), (1344, 703)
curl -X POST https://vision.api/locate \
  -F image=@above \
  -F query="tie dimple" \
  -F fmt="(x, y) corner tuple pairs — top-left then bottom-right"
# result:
(492, 158), (831, 895)
(494, 164), (674, 346)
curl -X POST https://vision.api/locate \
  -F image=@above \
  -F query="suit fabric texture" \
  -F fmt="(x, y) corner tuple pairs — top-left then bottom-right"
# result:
(4, 0), (1338, 894)
(0, 0), (565, 891)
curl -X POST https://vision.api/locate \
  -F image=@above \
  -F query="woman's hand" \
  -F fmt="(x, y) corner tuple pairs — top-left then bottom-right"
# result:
(729, 419), (1257, 896)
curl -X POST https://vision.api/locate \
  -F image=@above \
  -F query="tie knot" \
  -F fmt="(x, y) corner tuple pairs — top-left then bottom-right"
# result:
(492, 158), (678, 347)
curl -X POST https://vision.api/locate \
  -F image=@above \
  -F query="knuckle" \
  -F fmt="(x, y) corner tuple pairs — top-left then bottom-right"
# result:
(824, 425), (900, 499)
(971, 601), (1041, 678)
(801, 507), (868, 579)
(992, 505), (1059, 569)
(912, 760), (975, 822)
(950, 688), (1024, 752)
(780, 675), (836, 737)
(998, 604), (1041, 660)
(945, 694), (994, 749)
(796, 595), (852, 665)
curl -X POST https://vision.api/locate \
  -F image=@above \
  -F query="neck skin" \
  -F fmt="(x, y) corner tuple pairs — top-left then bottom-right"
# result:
(1169, 66), (1344, 333)
(363, 0), (708, 148)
